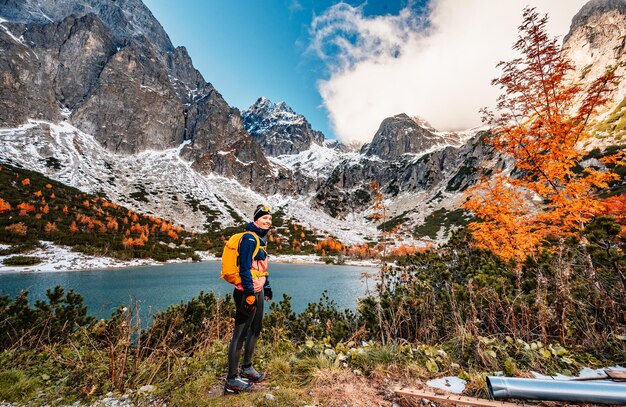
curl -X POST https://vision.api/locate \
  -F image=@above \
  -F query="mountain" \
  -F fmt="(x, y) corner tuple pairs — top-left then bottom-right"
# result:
(0, 0), (285, 193)
(313, 124), (491, 221)
(363, 114), (466, 160)
(0, 0), (623, 248)
(242, 97), (326, 157)
(562, 0), (626, 140)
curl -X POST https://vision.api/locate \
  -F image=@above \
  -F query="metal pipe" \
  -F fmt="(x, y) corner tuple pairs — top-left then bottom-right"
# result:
(487, 376), (626, 405)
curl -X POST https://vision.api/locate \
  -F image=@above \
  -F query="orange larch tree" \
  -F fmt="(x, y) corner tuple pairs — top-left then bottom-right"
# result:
(464, 7), (622, 264)
(17, 202), (36, 216)
(0, 198), (11, 213)
(44, 222), (58, 233)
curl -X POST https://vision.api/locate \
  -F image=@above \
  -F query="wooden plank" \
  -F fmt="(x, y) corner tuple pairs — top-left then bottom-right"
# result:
(392, 386), (528, 407)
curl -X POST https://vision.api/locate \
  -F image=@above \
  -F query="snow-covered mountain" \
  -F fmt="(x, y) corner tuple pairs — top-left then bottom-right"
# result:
(242, 97), (327, 157)
(0, 0), (623, 246)
(0, 120), (379, 244)
(0, 0), (287, 195)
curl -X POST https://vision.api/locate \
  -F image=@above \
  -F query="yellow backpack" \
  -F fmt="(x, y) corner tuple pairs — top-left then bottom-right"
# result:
(220, 232), (265, 284)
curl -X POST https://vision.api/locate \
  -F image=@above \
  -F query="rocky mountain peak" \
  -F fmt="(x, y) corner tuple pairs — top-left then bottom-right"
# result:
(363, 113), (462, 160)
(562, 0), (626, 131)
(246, 97), (296, 117)
(242, 97), (325, 156)
(565, 0), (626, 43)
(0, 0), (175, 53)
(274, 101), (296, 114)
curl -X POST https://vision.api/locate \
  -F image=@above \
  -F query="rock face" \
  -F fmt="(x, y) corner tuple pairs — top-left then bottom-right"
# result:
(563, 0), (626, 118)
(564, 0), (626, 43)
(313, 128), (494, 218)
(70, 38), (185, 153)
(363, 114), (464, 160)
(0, 0), (284, 191)
(242, 97), (325, 156)
(1, 0), (175, 53)
(0, 23), (60, 126)
(27, 14), (118, 110)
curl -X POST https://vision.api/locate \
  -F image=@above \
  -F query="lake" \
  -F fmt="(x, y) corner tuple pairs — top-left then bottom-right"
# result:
(0, 261), (378, 320)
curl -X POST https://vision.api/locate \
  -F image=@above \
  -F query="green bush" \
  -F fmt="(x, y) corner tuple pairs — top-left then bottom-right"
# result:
(2, 255), (41, 266)
(0, 286), (94, 350)
(147, 291), (235, 351)
(360, 222), (626, 355)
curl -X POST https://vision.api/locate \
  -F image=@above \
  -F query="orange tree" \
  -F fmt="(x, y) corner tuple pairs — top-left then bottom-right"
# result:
(464, 7), (622, 264)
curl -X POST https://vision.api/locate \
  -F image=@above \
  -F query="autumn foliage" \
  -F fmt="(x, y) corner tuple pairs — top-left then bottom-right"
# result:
(17, 202), (36, 216)
(5, 222), (27, 236)
(0, 198), (11, 213)
(603, 194), (626, 233)
(465, 8), (623, 263)
(1, 164), (194, 261)
(315, 237), (345, 254)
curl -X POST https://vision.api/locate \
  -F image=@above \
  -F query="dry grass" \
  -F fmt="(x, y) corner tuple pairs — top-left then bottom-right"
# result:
(307, 368), (393, 407)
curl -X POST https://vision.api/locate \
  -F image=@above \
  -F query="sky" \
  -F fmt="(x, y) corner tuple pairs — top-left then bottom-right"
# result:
(143, 0), (588, 144)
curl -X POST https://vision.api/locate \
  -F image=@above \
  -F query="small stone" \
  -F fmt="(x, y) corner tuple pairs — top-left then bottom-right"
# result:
(139, 385), (156, 393)
(265, 393), (275, 400)
(324, 348), (337, 358)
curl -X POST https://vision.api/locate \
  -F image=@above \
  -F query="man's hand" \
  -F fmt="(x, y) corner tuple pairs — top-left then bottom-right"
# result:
(264, 287), (273, 301)
(243, 294), (256, 315)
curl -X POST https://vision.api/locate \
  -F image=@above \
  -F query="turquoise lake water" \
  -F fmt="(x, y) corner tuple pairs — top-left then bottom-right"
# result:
(0, 261), (377, 319)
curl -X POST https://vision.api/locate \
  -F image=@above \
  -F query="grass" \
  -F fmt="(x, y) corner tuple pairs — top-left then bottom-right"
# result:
(594, 97), (626, 137)
(0, 370), (39, 402)
(0, 337), (617, 405)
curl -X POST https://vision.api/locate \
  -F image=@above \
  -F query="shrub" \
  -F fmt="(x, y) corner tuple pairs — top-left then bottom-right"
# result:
(2, 255), (41, 266)
(0, 287), (94, 349)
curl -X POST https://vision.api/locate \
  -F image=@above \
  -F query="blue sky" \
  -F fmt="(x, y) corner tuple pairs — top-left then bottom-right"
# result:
(143, 1), (585, 143)
(143, 0), (415, 141)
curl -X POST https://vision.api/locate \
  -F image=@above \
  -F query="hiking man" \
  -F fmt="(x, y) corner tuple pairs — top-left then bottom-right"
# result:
(224, 204), (273, 394)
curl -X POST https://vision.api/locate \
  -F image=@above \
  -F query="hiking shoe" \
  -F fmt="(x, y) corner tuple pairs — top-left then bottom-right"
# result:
(240, 365), (266, 382)
(224, 375), (253, 394)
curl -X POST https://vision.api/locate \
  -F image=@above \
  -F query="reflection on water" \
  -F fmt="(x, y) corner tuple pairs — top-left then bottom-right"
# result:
(0, 261), (377, 319)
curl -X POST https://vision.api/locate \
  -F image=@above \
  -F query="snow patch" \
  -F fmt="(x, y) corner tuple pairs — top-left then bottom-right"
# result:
(269, 143), (353, 177)
(0, 241), (156, 273)
(0, 22), (25, 45)
(60, 107), (72, 117)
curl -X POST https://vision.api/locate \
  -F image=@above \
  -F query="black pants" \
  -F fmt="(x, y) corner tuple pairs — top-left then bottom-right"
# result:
(227, 289), (264, 377)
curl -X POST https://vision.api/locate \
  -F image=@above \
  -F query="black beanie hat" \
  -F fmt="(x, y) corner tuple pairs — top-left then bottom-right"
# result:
(253, 204), (271, 221)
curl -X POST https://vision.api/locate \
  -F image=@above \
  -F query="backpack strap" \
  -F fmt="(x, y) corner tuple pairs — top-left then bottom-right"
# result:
(237, 232), (261, 265)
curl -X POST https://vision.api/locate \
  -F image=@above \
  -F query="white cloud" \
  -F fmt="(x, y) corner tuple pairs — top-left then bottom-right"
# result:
(310, 0), (588, 144)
